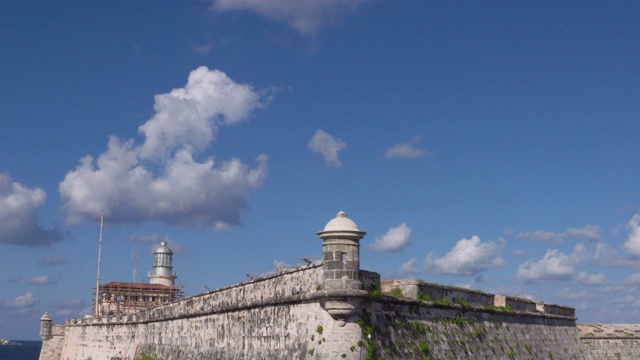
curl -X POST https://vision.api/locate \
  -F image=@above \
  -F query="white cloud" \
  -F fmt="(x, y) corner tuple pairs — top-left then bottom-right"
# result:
(130, 234), (184, 254)
(59, 67), (269, 229)
(192, 43), (213, 56)
(515, 244), (589, 283)
(624, 273), (640, 285)
(273, 260), (290, 268)
(5, 292), (38, 308)
(512, 249), (527, 257)
(138, 67), (262, 159)
(307, 129), (347, 167)
(424, 235), (505, 276)
(55, 299), (90, 318)
(517, 230), (558, 242)
(624, 214), (640, 256)
(38, 256), (67, 266)
(129, 232), (163, 244)
(370, 223), (411, 252)
(28, 274), (55, 285)
(517, 224), (602, 243)
(457, 274), (488, 289)
(557, 287), (590, 301)
(594, 242), (639, 268)
(576, 271), (605, 286)
(212, 0), (369, 38)
(385, 137), (430, 159)
(565, 225), (602, 242)
(398, 258), (420, 275)
(0, 174), (65, 247)
(161, 237), (184, 254)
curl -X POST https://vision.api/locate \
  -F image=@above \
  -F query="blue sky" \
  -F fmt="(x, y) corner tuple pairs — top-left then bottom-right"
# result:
(1, 0), (640, 340)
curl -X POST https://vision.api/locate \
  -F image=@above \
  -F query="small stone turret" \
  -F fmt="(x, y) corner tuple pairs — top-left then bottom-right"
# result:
(317, 211), (366, 291)
(317, 211), (368, 326)
(149, 241), (177, 286)
(40, 312), (52, 340)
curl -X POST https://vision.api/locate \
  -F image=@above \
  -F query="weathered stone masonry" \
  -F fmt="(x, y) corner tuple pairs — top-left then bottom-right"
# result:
(39, 212), (640, 359)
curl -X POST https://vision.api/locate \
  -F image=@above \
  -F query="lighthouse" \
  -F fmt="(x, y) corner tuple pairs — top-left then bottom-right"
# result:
(148, 241), (177, 286)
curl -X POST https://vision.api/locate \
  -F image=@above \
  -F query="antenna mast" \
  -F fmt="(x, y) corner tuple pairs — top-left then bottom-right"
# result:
(94, 211), (104, 316)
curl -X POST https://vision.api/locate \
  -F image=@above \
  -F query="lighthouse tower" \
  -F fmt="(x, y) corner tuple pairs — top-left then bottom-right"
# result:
(148, 241), (177, 286)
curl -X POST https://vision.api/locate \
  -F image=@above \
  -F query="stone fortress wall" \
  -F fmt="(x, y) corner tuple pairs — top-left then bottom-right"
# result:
(39, 212), (640, 360)
(44, 264), (364, 360)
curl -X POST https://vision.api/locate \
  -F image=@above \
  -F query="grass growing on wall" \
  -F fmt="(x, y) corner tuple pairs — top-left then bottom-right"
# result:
(134, 351), (158, 360)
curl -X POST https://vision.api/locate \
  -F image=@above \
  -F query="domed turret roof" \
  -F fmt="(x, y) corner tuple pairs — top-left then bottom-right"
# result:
(322, 211), (361, 232)
(317, 211), (366, 240)
(154, 241), (173, 254)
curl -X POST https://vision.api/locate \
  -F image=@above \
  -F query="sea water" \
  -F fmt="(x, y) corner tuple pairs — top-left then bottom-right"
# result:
(0, 341), (42, 360)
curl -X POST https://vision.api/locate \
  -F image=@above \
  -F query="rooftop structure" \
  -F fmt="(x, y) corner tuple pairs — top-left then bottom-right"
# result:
(93, 241), (182, 316)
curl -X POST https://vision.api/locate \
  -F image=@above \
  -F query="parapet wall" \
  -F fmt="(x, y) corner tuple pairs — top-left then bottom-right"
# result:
(494, 294), (537, 313)
(381, 279), (575, 318)
(74, 263), (325, 328)
(537, 302), (576, 317)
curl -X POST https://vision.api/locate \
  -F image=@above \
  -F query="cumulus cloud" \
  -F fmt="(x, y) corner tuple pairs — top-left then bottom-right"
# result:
(7, 276), (21, 283)
(59, 67), (269, 229)
(370, 223), (411, 252)
(624, 214), (640, 256)
(398, 258), (420, 275)
(565, 225), (603, 242)
(576, 271), (605, 286)
(512, 249), (527, 257)
(557, 287), (591, 301)
(28, 274), (55, 285)
(39, 256), (67, 266)
(385, 137), (430, 159)
(515, 243), (590, 283)
(517, 230), (560, 243)
(0, 174), (65, 247)
(517, 224), (602, 243)
(424, 236), (505, 276)
(54, 299), (90, 318)
(5, 292), (38, 308)
(212, 0), (369, 38)
(307, 129), (347, 167)
(137, 67), (263, 158)
(624, 273), (640, 285)
(592, 242), (640, 268)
